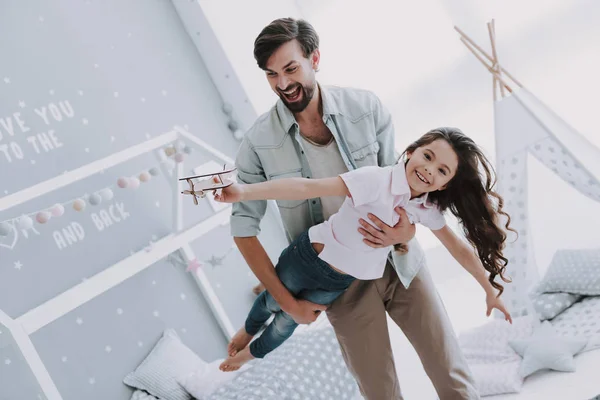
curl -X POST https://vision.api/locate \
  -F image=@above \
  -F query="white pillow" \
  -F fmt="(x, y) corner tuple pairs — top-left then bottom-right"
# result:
(124, 329), (206, 400)
(177, 359), (247, 399)
(458, 316), (536, 396)
(470, 361), (523, 397)
(459, 315), (536, 364)
(130, 390), (158, 400)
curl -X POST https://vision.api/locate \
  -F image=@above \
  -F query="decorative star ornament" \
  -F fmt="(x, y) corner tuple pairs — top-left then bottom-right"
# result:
(144, 240), (154, 252)
(186, 258), (202, 273)
(205, 255), (223, 268)
(205, 246), (236, 268)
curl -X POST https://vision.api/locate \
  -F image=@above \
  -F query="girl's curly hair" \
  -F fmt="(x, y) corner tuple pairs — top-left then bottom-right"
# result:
(403, 127), (515, 295)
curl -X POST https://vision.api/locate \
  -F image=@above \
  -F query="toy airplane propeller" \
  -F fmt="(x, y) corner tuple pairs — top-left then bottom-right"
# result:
(179, 165), (236, 206)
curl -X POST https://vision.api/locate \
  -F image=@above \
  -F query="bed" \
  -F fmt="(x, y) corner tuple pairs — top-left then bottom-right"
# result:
(122, 316), (361, 400)
(404, 247), (600, 400)
(121, 247), (600, 400)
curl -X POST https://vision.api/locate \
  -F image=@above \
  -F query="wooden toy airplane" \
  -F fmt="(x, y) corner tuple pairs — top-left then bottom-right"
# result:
(179, 166), (236, 205)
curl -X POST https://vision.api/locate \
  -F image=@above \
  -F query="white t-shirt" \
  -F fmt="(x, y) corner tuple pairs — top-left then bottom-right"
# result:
(308, 162), (446, 280)
(299, 135), (348, 220)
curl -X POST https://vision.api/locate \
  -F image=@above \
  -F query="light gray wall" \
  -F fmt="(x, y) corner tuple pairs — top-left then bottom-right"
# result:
(0, 327), (45, 400)
(31, 260), (228, 400)
(0, 1), (287, 399)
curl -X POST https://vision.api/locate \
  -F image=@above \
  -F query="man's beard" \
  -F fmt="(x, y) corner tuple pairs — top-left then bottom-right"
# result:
(278, 81), (316, 113)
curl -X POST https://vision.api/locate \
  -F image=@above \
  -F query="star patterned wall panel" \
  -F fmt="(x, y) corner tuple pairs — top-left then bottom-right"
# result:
(0, 153), (178, 318)
(29, 260), (228, 400)
(0, 0), (238, 196)
(0, 0), (273, 398)
(0, 336), (46, 400)
(187, 204), (289, 330)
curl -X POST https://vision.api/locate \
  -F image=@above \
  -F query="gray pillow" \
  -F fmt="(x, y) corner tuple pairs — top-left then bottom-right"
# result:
(509, 321), (587, 378)
(537, 249), (600, 295)
(124, 329), (206, 400)
(530, 291), (583, 320)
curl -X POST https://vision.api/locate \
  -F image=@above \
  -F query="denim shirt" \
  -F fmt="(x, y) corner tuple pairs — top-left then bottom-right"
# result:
(231, 85), (425, 288)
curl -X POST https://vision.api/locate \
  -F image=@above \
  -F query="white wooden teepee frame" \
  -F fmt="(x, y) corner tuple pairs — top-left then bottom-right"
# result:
(455, 21), (523, 99)
(0, 125), (236, 400)
(454, 21), (538, 318)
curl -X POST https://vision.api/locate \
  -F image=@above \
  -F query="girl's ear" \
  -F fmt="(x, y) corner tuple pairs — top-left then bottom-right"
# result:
(438, 177), (454, 191)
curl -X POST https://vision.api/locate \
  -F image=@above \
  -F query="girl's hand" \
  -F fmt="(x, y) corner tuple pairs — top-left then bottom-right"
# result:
(486, 293), (513, 324)
(213, 183), (245, 203)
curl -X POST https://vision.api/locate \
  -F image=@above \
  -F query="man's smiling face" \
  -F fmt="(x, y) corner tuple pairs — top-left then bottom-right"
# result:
(264, 39), (319, 113)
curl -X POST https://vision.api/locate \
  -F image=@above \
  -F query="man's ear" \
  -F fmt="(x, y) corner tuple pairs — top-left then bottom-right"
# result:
(311, 49), (321, 71)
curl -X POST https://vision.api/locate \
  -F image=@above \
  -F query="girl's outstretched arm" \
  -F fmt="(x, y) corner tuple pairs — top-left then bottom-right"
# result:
(214, 176), (350, 203)
(432, 225), (513, 323)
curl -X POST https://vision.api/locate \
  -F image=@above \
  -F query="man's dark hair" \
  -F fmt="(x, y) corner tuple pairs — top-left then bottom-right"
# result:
(253, 18), (319, 70)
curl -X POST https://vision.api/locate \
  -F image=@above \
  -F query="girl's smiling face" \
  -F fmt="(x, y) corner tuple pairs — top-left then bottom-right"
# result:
(405, 139), (459, 197)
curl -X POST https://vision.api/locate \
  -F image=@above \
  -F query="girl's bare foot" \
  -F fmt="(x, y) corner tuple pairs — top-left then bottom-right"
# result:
(219, 346), (255, 372)
(227, 327), (254, 357)
(252, 283), (265, 295)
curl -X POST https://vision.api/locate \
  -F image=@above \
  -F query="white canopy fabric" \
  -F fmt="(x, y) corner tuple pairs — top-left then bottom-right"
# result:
(493, 87), (600, 317)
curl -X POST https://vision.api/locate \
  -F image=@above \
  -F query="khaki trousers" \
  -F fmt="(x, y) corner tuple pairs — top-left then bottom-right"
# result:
(326, 262), (479, 400)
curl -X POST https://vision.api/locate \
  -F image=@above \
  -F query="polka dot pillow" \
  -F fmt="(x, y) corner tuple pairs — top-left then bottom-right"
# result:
(537, 249), (600, 295)
(551, 296), (600, 352)
(205, 326), (359, 400)
(530, 291), (583, 320)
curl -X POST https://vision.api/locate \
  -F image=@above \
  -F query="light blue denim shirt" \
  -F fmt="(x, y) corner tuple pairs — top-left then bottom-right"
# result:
(231, 84), (425, 288)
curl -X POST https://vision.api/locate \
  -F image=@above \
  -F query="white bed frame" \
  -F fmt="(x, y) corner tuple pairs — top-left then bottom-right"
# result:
(0, 125), (243, 400)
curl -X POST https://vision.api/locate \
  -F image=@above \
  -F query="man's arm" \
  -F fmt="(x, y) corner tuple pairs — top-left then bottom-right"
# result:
(373, 94), (398, 168)
(233, 237), (291, 306)
(231, 138), (326, 324)
(234, 237), (326, 324)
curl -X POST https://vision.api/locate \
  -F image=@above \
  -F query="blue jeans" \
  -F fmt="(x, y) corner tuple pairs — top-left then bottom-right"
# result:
(246, 231), (356, 359)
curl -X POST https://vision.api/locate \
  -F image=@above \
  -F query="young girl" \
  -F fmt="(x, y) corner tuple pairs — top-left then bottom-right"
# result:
(216, 127), (514, 372)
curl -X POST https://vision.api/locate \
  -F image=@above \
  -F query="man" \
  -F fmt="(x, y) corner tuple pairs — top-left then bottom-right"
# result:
(229, 17), (478, 399)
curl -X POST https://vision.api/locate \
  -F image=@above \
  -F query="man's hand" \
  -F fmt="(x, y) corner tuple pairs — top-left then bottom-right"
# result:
(284, 299), (328, 325)
(358, 207), (416, 248)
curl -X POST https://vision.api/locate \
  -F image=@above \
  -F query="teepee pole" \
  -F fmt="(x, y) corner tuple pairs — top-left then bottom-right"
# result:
(486, 21), (498, 100)
(487, 20), (506, 98)
(459, 37), (512, 93)
(455, 25), (523, 88)
(492, 20), (506, 97)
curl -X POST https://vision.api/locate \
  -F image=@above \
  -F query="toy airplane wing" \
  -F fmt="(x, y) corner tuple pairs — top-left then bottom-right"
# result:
(179, 166), (236, 206)
(178, 166), (237, 182)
